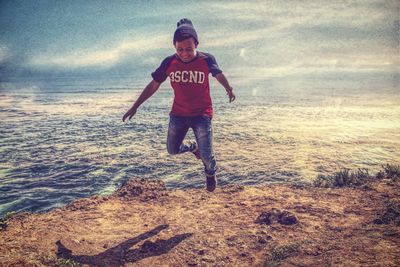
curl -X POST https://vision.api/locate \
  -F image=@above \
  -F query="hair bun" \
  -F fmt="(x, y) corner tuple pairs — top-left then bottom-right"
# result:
(173, 18), (198, 45)
(177, 18), (193, 28)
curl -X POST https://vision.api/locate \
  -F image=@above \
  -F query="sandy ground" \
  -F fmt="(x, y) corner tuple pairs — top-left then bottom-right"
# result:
(0, 178), (399, 267)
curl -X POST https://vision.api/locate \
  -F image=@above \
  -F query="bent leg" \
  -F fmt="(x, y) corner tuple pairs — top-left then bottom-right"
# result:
(166, 115), (191, 155)
(192, 116), (217, 176)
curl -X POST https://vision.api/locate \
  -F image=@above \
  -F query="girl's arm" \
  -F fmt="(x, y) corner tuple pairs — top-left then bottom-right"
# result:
(122, 79), (161, 122)
(215, 73), (236, 103)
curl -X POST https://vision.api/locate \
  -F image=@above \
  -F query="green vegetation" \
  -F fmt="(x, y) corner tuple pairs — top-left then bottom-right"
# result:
(381, 164), (400, 181)
(314, 168), (372, 188)
(41, 256), (81, 267)
(53, 258), (81, 267)
(264, 243), (300, 267)
(0, 211), (17, 230)
(271, 243), (300, 261)
(314, 164), (400, 188)
(374, 198), (400, 226)
(313, 164), (400, 226)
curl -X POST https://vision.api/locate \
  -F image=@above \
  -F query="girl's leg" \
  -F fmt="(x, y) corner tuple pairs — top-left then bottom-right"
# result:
(191, 116), (217, 177)
(166, 115), (192, 155)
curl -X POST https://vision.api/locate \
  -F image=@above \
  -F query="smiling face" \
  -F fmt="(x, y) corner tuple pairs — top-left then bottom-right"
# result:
(175, 37), (197, 62)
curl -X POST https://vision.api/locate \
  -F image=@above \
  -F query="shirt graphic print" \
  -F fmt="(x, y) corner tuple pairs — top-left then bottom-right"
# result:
(151, 51), (222, 118)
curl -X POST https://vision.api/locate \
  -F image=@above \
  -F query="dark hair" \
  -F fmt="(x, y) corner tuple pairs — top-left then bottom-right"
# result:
(173, 18), (199, 46)
(177, 18), (192, 28)
(175, 34), (198, 45)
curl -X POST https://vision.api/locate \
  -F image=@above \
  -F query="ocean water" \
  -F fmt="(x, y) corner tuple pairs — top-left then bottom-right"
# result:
(1, 74), (399, 217)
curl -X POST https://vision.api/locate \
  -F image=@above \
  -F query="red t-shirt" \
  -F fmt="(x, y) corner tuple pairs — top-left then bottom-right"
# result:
(151, 51), (222, 118)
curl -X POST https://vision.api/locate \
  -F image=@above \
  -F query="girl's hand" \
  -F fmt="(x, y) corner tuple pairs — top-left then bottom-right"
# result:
(227, 88), (236, 103)
(122, 107), (137, 122)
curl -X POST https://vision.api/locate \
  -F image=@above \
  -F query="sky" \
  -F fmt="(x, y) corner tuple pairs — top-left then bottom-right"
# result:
(0, 0), (399, 85)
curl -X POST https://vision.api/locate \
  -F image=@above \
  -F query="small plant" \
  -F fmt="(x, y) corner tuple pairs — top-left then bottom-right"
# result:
(382, 164), (400, 181)
(264, 261), (279, 267)
(376, 169), (385, 180)
(314, 168), (372, 188)
(264, 243), (300, 266)
(271, 243), (300, 261)
(41, 256), (80, 267)
(314, 164), (400, 188)
(374, 198), (400, 226)
(0, 211), (17, 230)
(53, 258), (81, 267)
(332, 169), (351, 187)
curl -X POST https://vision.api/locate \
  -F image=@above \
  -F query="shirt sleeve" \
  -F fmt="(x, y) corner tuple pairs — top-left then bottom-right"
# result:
(151, 55), (174, 83)
(204, 53), (223, 77)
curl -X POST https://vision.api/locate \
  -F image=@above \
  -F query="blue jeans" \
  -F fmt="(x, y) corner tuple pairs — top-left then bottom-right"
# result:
(167, 115), (217, 177)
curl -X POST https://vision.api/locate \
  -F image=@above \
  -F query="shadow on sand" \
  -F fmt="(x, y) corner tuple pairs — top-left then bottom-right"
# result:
(56, 224), (192, 266)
